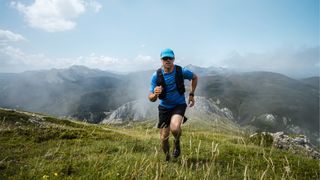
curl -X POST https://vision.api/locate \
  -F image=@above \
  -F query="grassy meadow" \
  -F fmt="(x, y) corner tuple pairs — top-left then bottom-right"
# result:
(0, 108), (319, 179)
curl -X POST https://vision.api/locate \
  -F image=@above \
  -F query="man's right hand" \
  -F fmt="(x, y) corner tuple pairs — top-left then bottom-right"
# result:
(154, 86), (163, 96)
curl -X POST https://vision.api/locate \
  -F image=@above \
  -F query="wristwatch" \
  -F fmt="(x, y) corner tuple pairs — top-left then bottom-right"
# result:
(189, 93), (194, 97)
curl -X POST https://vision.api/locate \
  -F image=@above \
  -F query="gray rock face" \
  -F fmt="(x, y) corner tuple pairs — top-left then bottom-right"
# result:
(251, 113), (276, 125)
(101, 96), (234, 124)
(101, 99), (157, 124)
(186, 96), (234, 120)
(250, 132), (320, 160)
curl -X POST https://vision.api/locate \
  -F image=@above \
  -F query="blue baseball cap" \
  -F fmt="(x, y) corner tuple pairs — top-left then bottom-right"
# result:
(160, 48), (175, 59)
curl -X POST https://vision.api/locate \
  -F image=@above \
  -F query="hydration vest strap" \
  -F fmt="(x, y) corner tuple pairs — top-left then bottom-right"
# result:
(175, 65), (185, 95)
(156, 68), (166, 99)
(156, 65), (185, 100)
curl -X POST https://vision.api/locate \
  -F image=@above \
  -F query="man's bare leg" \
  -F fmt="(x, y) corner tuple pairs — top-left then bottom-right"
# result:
(160, 127), (170, 161)
(170, 114), (183, 157)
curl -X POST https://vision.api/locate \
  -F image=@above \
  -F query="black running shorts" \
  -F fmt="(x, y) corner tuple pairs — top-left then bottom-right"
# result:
(157, 104), (187, 128)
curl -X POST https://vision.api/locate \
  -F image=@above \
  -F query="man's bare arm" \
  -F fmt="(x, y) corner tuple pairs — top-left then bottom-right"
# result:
(148, 86), (162, 102)
(188, 74), (198, 107)
(148, 92), (158, 102)
(190, 74), (198, 94)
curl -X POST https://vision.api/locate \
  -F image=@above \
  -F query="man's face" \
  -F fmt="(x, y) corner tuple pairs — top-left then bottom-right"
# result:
(161, 57), (174, 69)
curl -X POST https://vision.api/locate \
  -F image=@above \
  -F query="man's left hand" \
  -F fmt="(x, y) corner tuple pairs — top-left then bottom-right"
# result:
(188, 95), (195, 107)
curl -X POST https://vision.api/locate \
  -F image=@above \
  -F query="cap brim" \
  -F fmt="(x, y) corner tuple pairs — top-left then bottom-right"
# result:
(160, 52), (174, 59)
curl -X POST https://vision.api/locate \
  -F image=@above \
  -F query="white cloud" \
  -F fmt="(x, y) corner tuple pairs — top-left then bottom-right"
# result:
(219, 46), (320, 77)
(0, 29), (26, 44)
(72, 53), (122, 69)
(135, 54), (153, 63)
(0, 46), (158, 73)
(11, 0), (102, 32)
(0, 46), (55, 70)
(75, 54), (158, 72)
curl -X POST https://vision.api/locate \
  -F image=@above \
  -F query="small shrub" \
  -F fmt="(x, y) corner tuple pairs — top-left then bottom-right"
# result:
(59, 131), (80, 139)
(33, 129), (59, 143)
(61, 163), (74, 175)
(0, 109), (31, 126)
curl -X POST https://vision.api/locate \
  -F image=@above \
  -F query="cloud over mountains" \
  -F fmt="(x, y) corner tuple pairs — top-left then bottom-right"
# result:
(215, 47), (320, 78)
(0, 29), (158, 73)
(0, 27), (318, 77)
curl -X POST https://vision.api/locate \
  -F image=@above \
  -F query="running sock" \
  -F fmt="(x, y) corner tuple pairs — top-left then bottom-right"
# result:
(162, 139), (170, 161)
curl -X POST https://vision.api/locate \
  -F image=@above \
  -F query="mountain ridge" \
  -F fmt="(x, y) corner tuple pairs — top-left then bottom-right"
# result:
(0, 65), (318, 143)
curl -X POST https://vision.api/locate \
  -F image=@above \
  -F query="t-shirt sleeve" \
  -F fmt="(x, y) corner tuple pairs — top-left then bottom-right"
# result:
(149, 72), (157, 93)
(182, 67), (194, 80)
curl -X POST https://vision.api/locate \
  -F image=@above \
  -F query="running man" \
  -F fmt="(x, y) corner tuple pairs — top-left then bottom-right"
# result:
(148, 48), (198, 161)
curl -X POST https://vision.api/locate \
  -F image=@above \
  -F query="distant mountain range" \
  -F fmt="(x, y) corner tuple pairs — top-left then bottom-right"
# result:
(0, 65), (129, 122)
(0, 65), (318, 143)
(197, 71), (319, 142)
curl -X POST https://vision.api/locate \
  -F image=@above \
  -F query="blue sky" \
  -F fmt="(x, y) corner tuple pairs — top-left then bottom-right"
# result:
(0, 0), (319, 77)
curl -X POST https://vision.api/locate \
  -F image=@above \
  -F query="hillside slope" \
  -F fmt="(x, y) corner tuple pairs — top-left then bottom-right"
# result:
(301, 76), (319, 89)
(0, 66), (131, 123)
(0, 108), (319, 179)
(198, 72), (319, 143)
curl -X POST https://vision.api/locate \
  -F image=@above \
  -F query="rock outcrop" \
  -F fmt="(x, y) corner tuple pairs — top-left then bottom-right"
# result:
(250, 131), (320, 160)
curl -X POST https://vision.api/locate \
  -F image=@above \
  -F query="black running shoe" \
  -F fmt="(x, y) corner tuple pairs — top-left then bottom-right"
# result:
(173, 139), (181, 158)
(183, 116), (188, 124)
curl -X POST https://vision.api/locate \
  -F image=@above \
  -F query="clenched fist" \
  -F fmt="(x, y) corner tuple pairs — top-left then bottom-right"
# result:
(154, 86), (163, 96)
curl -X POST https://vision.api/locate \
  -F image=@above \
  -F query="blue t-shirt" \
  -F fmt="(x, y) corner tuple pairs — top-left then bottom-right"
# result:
(150, 65), (194, 109)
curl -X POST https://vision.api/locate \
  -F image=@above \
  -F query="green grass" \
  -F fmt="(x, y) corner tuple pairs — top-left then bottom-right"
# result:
(0, 109), (319, 179)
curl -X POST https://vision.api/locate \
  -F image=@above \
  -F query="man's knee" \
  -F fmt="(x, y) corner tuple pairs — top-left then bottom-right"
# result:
(170, 115), (182, 130)
(170, 124), (180, 133)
